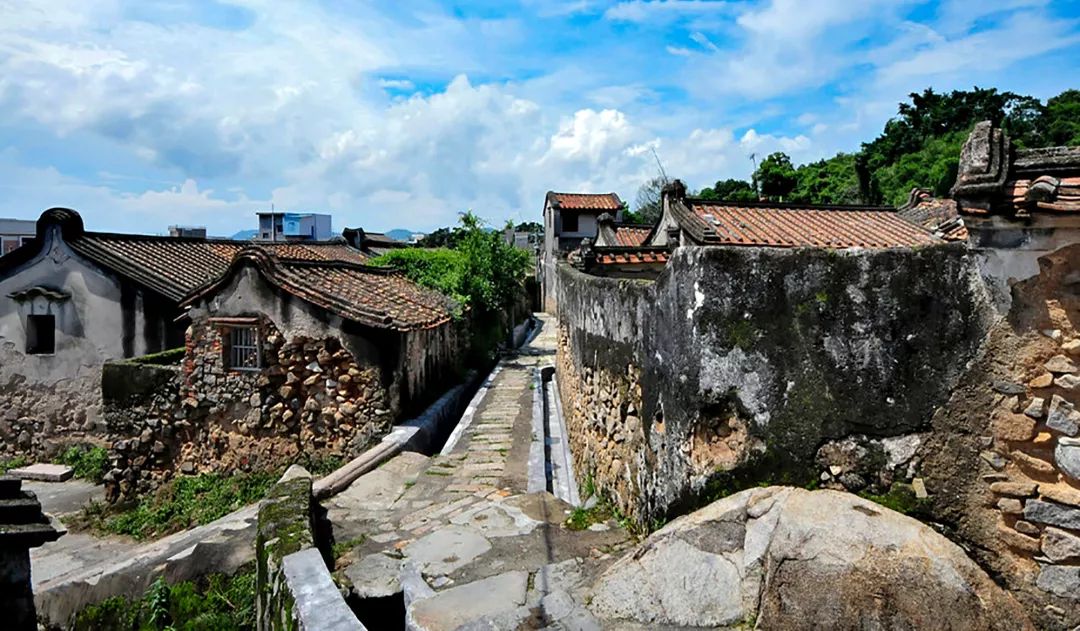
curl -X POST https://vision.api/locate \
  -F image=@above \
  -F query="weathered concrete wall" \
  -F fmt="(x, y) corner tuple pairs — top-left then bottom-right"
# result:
(0, 225), (180, 459)
(557, 244), (996, 524)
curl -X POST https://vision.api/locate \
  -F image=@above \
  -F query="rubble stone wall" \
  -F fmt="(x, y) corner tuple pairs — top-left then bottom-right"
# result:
(920, 243), (1080, 628)
(103, 268), (464, 501)
(556, 244), (996, 524)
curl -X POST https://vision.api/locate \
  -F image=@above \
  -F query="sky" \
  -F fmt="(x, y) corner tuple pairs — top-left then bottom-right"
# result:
(1, 0), (1078, 236)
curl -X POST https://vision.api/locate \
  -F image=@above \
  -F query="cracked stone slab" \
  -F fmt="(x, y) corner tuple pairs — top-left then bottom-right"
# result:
(344, 552), (402, 599)
(408, 570), (528, 631)
(403, 525), (491, 576)
(447, 500), (540, 538)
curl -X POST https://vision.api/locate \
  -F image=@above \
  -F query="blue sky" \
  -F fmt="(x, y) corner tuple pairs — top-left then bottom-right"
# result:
(1, 0), (1078, 235)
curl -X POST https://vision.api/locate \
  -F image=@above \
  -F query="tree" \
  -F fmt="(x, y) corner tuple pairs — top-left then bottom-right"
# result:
(753, 152), (797, 201)
(1042, 90), (1080, 146)
(790, 154), (862, 205)
(417, 226), (464, 248)
(699, 178), (757, 202)
(514, 221), (542, 234)
(631, 176), (666, 224)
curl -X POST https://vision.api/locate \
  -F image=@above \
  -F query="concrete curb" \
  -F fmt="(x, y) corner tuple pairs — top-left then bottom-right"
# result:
(439, 365), (503, 456)
(527, 367), (547, 494)
(314, 372), (481, 499)
(282, 548), (367, 631)
(546, 370), (581, 507)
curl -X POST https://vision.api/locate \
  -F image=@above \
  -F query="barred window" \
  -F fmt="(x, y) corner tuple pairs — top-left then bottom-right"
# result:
(226, 327), (260, 371)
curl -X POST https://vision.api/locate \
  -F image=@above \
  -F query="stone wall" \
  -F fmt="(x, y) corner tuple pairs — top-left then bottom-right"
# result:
(105, 316), (399, 502)
(920, 243), (1080, 628)
(556, 244), (995, 525)
(0, 227), (182, 461)
(256, 466), (315, 631)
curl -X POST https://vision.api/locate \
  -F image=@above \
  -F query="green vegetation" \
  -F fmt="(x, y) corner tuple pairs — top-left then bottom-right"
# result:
(331, 535), (367, 560)
(0, 455), (29, 474)
(129, 347), (185, 366)
(859, 482), (930, 517)
(566, 504), (613, 531)
(371, 248), (468, 313)
(85, 472), (276, 540)
(642, 88), (1080, 213)
(71, 569), (256, 631)
(57, 445), (110, 484)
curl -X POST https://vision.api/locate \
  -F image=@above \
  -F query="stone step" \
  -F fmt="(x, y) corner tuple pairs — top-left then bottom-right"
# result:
(0, 475), (23, 496)
(0, 493), (45, 525)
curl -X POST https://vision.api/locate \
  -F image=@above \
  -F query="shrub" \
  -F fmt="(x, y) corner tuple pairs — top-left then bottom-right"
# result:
(71, 569), (256, 630)
(57, 445), (110, 484)
(372, 247), (467, 312)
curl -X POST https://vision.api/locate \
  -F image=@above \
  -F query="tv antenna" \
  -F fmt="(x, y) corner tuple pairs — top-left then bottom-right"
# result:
(651, 147), (669, 184)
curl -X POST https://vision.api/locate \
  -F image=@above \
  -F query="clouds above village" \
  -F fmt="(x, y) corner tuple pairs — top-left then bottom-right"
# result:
(0, 0), (1078, 234)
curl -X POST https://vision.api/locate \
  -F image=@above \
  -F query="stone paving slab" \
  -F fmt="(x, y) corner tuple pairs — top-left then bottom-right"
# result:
(327, 315), (635, 630)
(10, 463), (73, 482)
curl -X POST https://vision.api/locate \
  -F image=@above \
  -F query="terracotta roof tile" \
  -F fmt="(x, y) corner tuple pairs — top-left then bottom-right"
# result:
(66, 235), (370, 302)
(676, 199), (939, 249)
(897, 190), (966, 241)
(547, 192), (623, 211)
(596, 249), (670, 265)
(183, 250), (453, 331)
(611, 225), (652, 247)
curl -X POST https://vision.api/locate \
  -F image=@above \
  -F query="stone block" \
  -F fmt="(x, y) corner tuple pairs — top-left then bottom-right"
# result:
(1054, 374), (1080, 390)
(8, 464), (73, 483)
(990, 481), (1038, 497)
(1010, 450), (1056, 475)
(997, 523), (1040, 552)
(996, 497), (1023, 514)
(1023, 397), (1045, 418)
(992, 410), (1036, 442)
(1036, 565), (1080, 600)
(1014, 520), (1040, 536)
(1044, 355), (1078, 374)
(1024, 499), (1080, 530)
(1029, 373), (1054, 389)
(1040, 484), (1080, 508)
(1055, 437), (1080, 480)
(1041, 527), (1080, 563)
(1045, 395), (1079, 436)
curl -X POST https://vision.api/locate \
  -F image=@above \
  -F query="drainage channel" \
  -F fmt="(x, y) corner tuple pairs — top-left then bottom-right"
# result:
(530, 365), (581, 506)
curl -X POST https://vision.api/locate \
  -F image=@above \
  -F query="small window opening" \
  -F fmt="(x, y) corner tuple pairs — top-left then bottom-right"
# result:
(562, 213), (578, 232)
(27, 314), (55, 355)
(226, 327), (261, 371)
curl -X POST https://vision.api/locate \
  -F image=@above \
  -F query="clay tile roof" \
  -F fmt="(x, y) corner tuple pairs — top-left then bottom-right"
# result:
(674, 198), (939, 249)
(182, 250), (453, 331)
(0, 211), (372, 303)
(67, 235), (370, 302)
(897, 189), (967, 242)
(611, 225), (652, 247)
(595, 248), (670, 266)
(547, 192), (623, 212)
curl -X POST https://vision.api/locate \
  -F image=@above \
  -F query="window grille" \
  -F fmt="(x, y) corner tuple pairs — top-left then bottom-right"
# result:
(227, 327), (260, 371)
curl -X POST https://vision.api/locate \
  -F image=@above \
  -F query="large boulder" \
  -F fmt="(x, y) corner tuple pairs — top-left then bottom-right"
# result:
(588, 487), (1032, 630)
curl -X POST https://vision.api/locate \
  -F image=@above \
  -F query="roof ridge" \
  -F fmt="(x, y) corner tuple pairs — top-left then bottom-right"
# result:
(689, 198), (896, 212)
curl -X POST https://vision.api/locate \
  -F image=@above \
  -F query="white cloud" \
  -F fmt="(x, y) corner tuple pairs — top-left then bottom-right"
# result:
(604, 0), (733, 23)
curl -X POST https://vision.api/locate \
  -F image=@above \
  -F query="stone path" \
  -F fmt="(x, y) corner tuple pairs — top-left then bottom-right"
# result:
(324, 314), (636, 630)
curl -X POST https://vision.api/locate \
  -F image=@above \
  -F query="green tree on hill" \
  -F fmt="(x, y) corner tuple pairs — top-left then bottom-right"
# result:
(753, 152), (798, 201)
(699, 178), (757, 202)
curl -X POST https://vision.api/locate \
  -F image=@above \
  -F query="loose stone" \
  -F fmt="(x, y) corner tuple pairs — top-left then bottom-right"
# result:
(1029, 373), (1054, 389)
(990, 481), (1038, 497)
(1044, 354), (1078, 374)
(1023, 397), (1045, 418)
(1037, 566), (1080, 600)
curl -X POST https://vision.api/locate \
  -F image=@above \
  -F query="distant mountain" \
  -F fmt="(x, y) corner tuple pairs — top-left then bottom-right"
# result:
(386, 229), (418, 242)
(231, 229), (259, 241)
